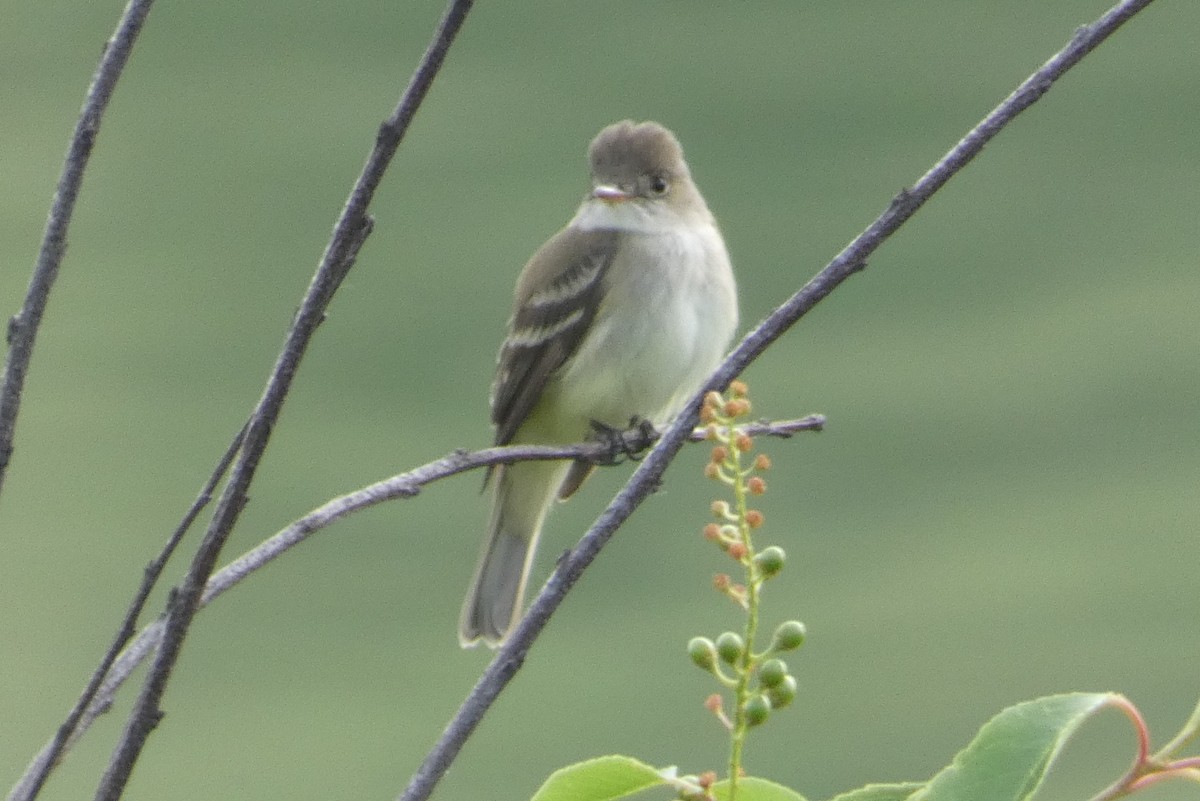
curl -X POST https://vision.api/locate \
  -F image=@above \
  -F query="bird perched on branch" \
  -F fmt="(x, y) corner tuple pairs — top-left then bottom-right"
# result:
(459, 120), (739, 647)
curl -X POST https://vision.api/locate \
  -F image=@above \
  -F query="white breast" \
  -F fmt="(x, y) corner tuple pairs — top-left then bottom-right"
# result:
(555, 222), (738, 430)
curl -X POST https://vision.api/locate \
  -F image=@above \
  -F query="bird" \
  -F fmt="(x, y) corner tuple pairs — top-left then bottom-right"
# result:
(459, 120), (739, 647)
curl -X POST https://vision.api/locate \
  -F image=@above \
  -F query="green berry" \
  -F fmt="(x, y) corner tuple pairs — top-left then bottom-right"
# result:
(770, 620), (806, 652)
(744, 694), (771, 727)
(687, 637), (718, 671)
(753, 545), (786, 578)
(766, 675), (798, 709)
(715, 631), (744, 665)
(758, 658), (788, 689)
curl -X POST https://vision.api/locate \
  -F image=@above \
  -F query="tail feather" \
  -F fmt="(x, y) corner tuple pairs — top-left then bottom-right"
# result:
(459, 461), (567, 647)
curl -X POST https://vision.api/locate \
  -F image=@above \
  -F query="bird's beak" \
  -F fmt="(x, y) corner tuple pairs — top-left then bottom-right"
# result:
(591, 184), (633, 203)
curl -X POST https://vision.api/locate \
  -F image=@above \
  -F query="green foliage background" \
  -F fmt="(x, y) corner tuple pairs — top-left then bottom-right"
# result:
(2, 2), (1196, 800)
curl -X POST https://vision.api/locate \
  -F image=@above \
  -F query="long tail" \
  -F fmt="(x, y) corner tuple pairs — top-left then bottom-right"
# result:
(459, 460), (568, 647)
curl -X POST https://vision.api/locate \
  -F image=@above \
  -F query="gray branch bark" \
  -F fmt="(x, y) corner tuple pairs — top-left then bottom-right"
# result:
(0, 0), (156, 504)
(7, 417), (822, 801)
(394, 2), (1158, 801)
(5, 425), (246, 801)
(4, 0), (1157, 799)
(90, 1), (476, 799)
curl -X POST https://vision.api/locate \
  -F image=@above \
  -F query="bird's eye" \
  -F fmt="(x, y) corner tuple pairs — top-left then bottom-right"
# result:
(649, 175), (669, 195)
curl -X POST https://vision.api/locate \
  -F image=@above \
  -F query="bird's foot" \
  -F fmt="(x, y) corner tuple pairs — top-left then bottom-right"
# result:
(588, 416), (659, 464)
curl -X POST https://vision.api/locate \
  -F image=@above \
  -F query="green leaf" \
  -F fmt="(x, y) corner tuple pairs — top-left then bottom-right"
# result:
(530, 755), (669, 801)
(913, 692), (1120, 801)
(826, 782), (924, 801)
(712, 776), (809, 801)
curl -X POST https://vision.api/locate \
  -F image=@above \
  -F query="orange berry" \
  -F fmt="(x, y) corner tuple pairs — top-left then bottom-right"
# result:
(748, 476), (766, 495)
(755, 453), (772, 471)
(724, 398), (751, 417)
(745, 510), (764, 528)
(736, 433), (753, 452)
(730, 380), (748, 397)
(703, 523), (721, 541)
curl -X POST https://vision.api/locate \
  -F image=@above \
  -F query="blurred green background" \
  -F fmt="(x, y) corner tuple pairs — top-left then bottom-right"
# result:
(2, 2), (1197, 800)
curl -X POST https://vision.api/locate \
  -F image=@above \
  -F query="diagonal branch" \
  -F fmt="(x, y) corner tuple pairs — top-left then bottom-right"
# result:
(0, 0), (156, 505)
(89, 2), (476, 800)
(7, 416), (822, 798)
(6, 424), (246, 801)
(394, 2), (1158, 801)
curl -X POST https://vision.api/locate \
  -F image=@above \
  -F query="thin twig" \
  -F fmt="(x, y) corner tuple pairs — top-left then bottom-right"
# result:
(206, 417), (822, 612)
(6, 417), (820, 790)
(90, 2), (475, 800)
(7, 424), (246, 801)
(0, 0), (156, 504)
(395, 3), (1157, 801)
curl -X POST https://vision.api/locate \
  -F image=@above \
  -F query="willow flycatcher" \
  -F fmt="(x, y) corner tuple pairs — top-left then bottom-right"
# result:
(459, 120), (738, 647)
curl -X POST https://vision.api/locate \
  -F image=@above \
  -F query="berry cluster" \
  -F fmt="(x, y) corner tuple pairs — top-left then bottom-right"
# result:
(688, 381), (806, 761)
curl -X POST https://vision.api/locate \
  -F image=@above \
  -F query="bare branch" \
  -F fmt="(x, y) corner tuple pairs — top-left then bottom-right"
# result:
(0, 0), (156, 504)
(7, 416), (820, 791)
(9, 0), (1157, 797)
(6, 425), (246, 801)
(205, 416), (823, 608)
(90, 2), (476, 799)
(394, 2), (1158, 801)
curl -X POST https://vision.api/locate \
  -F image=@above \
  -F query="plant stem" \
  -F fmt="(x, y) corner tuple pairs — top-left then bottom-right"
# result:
(1154, 697), (1200, 762)
(726, 427), (760, 801)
